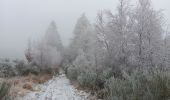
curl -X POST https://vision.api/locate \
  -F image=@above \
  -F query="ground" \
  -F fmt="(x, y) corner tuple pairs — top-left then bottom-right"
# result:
(15, 74), (91, 100)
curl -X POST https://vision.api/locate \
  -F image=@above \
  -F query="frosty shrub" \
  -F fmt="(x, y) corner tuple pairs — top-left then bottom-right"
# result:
(61, 60), (74, 76)
(104, 70), (170, 100)
(15, 61), (40, 75)
(15, 60), (26, 75)
(67, 66), (79, 80)
(95, 68), (114, 89)
(0, 82), (11, 100)
(0, 63), (16, 77)
(77, 70), (97, 88)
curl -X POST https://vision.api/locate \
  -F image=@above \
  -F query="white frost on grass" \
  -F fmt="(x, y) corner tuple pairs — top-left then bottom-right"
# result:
(17, 74), (90, 100)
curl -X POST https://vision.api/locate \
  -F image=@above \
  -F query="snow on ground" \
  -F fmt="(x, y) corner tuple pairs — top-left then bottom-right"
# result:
(16, 74), (90, 100)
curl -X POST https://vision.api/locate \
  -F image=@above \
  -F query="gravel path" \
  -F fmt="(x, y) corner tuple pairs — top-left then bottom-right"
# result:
(17, 74), (90, 100)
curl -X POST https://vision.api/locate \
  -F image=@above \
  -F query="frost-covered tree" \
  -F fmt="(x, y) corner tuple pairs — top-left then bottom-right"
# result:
(134, 0), (163, 68)
(95, 12), (115, 70)
(26, 21), (63, 71)
(107, 0), (132, 68)
(44, 21), (63, 52)
(162, 28), (170, 69)
(66, 14), (98, 73)
(68, 14), (94, 62)
(94, 0), (165, 71)
(95, 0), (134, 72)
(32, 41), (62, 70)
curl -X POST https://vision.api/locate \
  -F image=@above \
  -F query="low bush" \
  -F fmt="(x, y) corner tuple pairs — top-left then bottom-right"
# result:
(67, 66), (79, 80)
(77, 70), (97, 88)
(15, 61), (40, 76)
(0, 82), (11, 100)
(66, 63), (170, 100)
(40, 67), (59, 75)
(95, 68), (114, 89)
(104, 70), (170, 100)
(61, 61), (70, 75)
(66, 66), (114, 91)
(0, 63), (16, 77)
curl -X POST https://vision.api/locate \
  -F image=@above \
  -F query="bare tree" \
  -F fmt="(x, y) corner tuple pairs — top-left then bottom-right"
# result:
(25, 38), (33, 63)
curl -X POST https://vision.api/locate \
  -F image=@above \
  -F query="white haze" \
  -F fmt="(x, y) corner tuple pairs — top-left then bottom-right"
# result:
(0, 0), (170, 59)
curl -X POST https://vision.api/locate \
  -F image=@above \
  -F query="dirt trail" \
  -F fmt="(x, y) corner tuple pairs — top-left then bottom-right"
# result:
(16, 74), (90, 100)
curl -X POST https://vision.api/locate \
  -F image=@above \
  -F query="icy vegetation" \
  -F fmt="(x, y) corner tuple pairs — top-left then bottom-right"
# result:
(1, 0), (170, 100)
(25, 21), (63, 72)
(63, 0), (170, 99)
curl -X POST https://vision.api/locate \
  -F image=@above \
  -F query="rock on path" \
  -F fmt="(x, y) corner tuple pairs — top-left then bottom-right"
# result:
(17, 74), (90, 100)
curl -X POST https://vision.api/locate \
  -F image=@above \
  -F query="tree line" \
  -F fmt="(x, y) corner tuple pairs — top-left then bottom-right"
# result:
(24, 0), (170, 99)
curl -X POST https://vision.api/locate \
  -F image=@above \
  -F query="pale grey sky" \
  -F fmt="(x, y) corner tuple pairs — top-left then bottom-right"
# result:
(0, 0), (170, 59)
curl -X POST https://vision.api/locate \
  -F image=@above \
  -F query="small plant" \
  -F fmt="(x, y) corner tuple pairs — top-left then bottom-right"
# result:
(0, 82), (11, 100)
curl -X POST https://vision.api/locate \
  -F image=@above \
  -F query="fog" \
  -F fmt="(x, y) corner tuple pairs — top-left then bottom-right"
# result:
(0, 0), (170, 59)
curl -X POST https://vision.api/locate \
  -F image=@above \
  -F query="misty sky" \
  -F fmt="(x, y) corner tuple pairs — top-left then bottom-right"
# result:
(0, 0), (170, 59)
